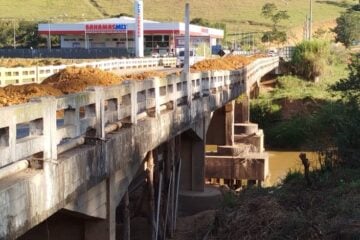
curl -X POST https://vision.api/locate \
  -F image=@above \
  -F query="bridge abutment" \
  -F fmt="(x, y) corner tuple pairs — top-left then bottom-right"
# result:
(205, 96), (269, 187)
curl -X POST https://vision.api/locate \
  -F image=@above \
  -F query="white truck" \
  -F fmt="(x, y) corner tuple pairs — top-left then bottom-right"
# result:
(176, 49), (204, 68)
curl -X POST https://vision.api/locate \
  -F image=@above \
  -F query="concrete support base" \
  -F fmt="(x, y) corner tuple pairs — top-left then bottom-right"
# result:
(178, 185), (222, 216)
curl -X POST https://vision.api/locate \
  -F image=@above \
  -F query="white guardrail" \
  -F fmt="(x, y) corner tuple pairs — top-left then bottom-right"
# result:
(0, 57), (177, 87)
(0, 57), (279, 170)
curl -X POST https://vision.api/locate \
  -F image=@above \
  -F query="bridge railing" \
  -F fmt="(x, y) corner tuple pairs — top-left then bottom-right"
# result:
(0, 57), (177, 87)
(0, 57), (279, 169)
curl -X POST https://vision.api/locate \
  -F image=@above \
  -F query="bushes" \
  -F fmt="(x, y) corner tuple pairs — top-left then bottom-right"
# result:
(291, 40), (331, 81)
(250, 100), (281, 128)
(265, 115), (313, 149)
(291, 40), (349, 81)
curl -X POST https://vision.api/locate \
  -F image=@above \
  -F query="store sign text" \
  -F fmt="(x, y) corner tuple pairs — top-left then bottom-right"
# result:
(85, 24), (127, 33)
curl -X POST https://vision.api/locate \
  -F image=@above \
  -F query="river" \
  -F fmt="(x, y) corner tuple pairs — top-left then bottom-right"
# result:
(268, 151), (318, 186)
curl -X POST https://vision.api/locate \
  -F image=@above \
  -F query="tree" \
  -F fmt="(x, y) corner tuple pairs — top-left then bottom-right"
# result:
(16, 21), (47, 48)
(0, 21), (15, 48)
(190, 18), (211, 27)
(332, 54), (360, 101)
(261, 3), (290, 44)
(0, 20), (47, 48)
(333, 4), (360, 47)
(330, 54), (360, 165)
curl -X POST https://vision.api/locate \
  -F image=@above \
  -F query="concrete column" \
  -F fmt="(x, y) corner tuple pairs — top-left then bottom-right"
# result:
(84, 175), (116, 240)
(131, 82), (138, 124)
(122, 191), (130, 240)
(235, 95), (250, 123)
(154, 78), (160, 117)
(93, 87), (105, 139)
(191, 137), (205, 191)
(64, 106), (80, 136)
(180, 131), (205, 192)
(225, 100), (234, 146)
(40, 97), (58, 160)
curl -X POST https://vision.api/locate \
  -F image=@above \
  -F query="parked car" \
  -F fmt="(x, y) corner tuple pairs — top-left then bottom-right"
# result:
(176, 49), (205, 67)
(267, 50), (277, 57)
(151, 51), (160, 58)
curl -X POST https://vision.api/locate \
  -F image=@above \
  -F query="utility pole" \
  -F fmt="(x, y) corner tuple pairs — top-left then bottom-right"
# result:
(184, 3), (191, 106)
(48, 20), (51, 50)
(309, 0), (313, 40)
(13, 19), (16, 49)
(303, 15), (308, 40)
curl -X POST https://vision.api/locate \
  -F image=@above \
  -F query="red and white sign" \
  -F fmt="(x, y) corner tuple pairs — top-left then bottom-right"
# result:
(85, 24), (127, 33)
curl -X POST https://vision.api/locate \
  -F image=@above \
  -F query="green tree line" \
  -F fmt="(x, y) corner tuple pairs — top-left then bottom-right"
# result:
(0, 20), (47, 48)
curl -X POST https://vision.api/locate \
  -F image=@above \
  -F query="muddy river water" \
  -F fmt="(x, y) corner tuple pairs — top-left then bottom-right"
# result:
(268, 151), (318, 186)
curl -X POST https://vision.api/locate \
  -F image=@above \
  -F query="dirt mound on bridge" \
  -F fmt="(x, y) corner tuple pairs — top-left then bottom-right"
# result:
(123, 70), (167, 81)
(43, 66), (124, 94)
(0, 83), (63, 107)
(191, 55), (262, 72)
(0, 67), (170, 107)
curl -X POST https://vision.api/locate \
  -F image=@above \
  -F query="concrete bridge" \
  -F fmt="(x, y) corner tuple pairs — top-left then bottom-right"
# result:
(0, 56), (279, 240)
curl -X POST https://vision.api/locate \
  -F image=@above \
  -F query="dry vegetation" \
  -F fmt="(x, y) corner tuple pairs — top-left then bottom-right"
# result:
(210, 165), (360, 240)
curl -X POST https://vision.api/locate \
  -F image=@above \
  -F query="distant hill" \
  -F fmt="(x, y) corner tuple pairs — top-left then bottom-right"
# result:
(0, 0), (352, 36)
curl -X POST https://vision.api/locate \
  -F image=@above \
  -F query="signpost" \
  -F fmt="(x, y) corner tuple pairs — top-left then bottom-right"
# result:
(134, 0), (144, 57)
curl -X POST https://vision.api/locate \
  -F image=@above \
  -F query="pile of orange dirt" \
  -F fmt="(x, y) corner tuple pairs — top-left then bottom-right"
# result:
(122, 70), (167, 81)
(0, 84), (63, 107)
(191, 55), (262, 72)
(0, 67), (172, 107)
(43, 67), (124, 94)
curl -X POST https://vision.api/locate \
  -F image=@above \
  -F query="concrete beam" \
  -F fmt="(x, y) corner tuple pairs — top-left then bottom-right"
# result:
(205, 154), (269, 181)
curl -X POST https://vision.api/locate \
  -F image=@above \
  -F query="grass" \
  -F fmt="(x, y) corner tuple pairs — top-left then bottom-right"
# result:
(0, 0), (102, 21)
(0, 0), (353, 34)
(260, 63), (349, 101)
(250, 63), (349, 149)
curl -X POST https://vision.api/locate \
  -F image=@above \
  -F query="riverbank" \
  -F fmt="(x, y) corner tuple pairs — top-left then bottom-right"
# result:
(251, 63), (349, 149)
(211, 163), (360, 239)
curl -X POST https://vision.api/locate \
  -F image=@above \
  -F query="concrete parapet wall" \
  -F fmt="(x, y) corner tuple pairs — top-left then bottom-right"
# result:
(0, 56), (279, 239)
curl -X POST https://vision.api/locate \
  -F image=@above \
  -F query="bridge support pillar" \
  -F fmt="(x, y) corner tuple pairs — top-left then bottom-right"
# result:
(235, 95), (250, 123)
(178, 121), (222, 215)
(225, 100), (235, 146)
(180, 131), (205, 192)
(206, 100), (235, 146)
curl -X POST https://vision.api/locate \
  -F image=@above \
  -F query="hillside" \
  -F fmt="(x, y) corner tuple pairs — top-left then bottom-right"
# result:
(0, 0), (352, 35)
